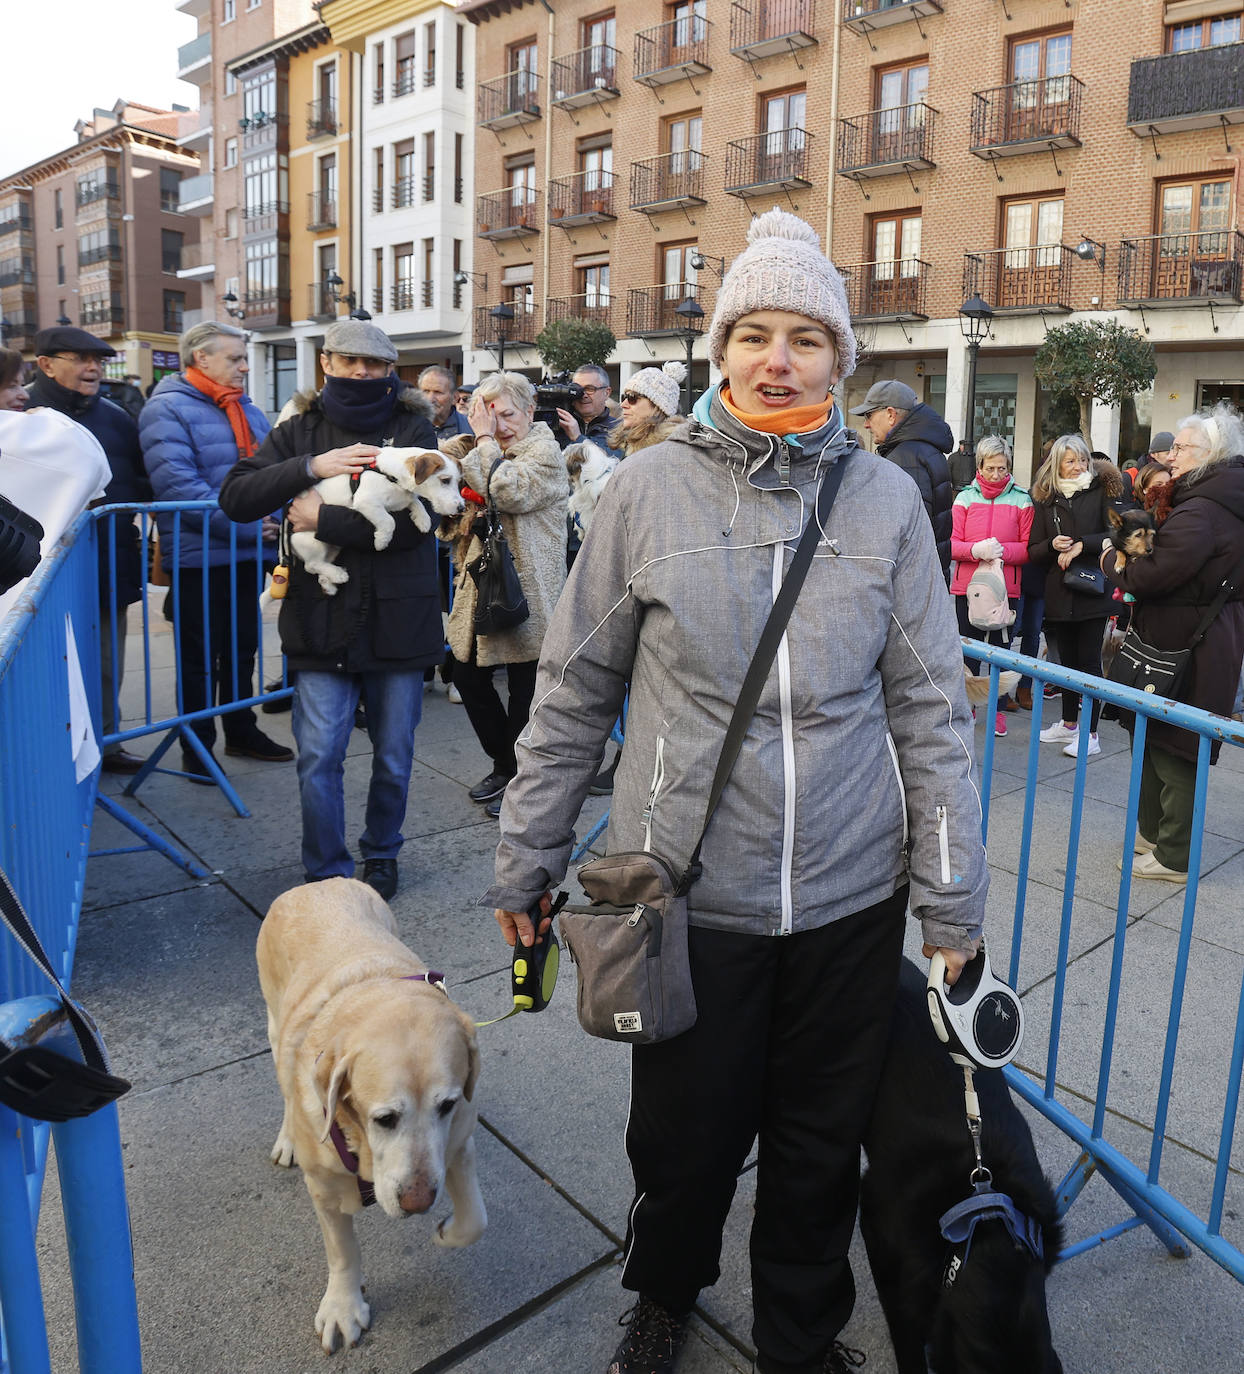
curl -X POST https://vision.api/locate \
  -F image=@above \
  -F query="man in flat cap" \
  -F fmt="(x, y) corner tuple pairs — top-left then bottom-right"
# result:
(850, 379), (954, 579)
(27, 326), (152, 772)
(219, 319), (442, 900)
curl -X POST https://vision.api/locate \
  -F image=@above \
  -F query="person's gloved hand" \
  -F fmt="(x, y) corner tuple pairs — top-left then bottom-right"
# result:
(971, 538), (1005, 561)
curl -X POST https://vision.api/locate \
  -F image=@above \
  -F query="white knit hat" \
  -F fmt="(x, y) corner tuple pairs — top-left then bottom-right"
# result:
(706, 208), (856, 381)
(624, 360), (686, 418)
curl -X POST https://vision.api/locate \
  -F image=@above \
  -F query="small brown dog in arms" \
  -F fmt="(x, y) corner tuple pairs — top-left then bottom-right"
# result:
(257, 878), (486, 1353)
(1105, 506), (1157, 574)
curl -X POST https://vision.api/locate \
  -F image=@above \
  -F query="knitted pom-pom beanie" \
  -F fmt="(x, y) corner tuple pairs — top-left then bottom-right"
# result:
(624, 359), (686, 418)
(706, 207), (856, 381)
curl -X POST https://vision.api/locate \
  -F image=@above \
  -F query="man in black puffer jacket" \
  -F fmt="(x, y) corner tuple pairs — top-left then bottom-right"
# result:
(851, 380), (954, 580)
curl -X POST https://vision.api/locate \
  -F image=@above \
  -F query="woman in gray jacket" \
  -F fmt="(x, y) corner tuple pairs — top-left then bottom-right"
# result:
(486, 211), (987, 1374)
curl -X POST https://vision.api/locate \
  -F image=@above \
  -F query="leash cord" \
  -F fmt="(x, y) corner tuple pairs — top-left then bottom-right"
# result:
(962, 1062), (992, 1188)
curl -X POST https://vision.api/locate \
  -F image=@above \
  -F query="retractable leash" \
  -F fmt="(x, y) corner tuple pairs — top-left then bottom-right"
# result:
(475, 892), (568, 1028)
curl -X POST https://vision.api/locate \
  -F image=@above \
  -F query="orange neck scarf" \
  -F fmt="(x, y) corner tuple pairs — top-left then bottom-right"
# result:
(719, 386), (835, 437)
(185, 366), (258, 459)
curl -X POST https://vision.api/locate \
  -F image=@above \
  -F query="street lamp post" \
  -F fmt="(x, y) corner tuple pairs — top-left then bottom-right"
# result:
(674, 295), (704, 414)
(958, 292), (993, 452)
(489, 301), (514, 372)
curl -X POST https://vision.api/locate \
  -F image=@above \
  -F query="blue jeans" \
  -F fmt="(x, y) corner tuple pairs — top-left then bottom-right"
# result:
(292, 669), (423, 880)
(1014, 592), (1045, 691)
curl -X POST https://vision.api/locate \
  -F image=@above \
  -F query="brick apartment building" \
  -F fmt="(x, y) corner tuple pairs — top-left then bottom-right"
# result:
(0, 102), (203, 389)
(461, 0), (1244, 476)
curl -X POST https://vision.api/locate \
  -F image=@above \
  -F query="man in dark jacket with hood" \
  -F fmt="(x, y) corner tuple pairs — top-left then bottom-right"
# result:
(218, 319), (442, 900)
(28, 326), (153, 773)
(851, 380), (954, 579)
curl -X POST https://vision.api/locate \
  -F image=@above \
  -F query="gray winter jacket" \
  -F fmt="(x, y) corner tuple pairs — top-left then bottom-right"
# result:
(484, 391), (987, 952)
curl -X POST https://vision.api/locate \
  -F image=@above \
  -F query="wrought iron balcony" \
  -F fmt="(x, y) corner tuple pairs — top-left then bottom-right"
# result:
(962, 245), (1074, 314)
(472, 302), (540, 351)
(240, 111), (287, 151)
(476, 188), (541, 240)
(307, 99), (337, 139)
(392, 283), (415, 312)
(546, 293), (614, 330)
(76, 180), (120, 209)
(840, 259), (930, 320)
(634, 15), (712, 87)
(627, 282), (715, 337)
(0, 209), (32, 237)
(550, 44), (620, 109)
(1127, 43), (1244, 134)
(630, 151), (707, 214)
(423, 172), (435, 203)
(730, 0), (817, 62)
(242, 201), (289, 236)
(724, 129), (812, 196)
(548, 171), (616, 227)
(394, 64), (418, 98)
(1117, 231), (1244, 305)
(842, 0), (943, 35)
(393, 177), (417, 210)
(307, 192), (336, 231)
(477, 70), (541, 130)
(970, 76), (1084, 157)
(838, 103), (936, 177)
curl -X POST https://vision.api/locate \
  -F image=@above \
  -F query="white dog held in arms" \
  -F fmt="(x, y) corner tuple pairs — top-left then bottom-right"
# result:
(565, 438), (619, 539)
(257, 878), (486, 1353)
(293, 446), (465, 594)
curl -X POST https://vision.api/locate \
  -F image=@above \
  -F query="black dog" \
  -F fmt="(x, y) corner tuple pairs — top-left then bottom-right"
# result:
(860, 958), (1064, 1374)
(1105, 505), (1157, 574)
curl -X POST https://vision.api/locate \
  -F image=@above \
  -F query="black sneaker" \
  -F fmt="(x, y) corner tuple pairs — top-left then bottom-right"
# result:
(607, 1297), (688, 1374)
(261, 675), (293, 713)
(362, 858), (398, 901)
(469, 770), (511, 803)
(225, 729), (294, 762)
(485, 791), (504, 820)
(824, 1343), (866, 1373)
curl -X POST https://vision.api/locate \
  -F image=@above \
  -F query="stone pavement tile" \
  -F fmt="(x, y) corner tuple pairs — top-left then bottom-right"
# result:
(1017, 919), (1244, 1177)
(37, 1055), (615, 1374)
(82, 795), (214, 912)
(1146, 848), (1244, 955)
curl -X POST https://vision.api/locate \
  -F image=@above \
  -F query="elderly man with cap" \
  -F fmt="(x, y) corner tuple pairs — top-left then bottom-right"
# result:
(849, 379), (954, 578)
(485, 210), (985, 1374)
(27, 325), (153, 773)
(218, 320), (442, 900)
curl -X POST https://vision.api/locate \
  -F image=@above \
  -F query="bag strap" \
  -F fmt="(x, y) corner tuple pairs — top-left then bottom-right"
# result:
(1185, 549), (1244, 651)
(0, 865), (114, 1073)
(676, 453), (850, 896)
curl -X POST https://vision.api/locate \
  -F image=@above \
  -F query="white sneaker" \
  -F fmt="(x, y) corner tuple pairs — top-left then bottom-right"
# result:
(1132, 851), (1188, 884)
(1135, 834), (1156, 855)
(447, 683), (463, 705)
(1063, 732), (1100, 758)
(1040, 720), (1078, 744)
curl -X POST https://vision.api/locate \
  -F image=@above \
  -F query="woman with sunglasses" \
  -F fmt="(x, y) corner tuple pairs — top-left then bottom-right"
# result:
(612, 361), (686, 457)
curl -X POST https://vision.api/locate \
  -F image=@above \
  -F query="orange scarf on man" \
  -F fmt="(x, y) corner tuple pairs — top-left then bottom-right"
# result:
(184, 366), (258, 459)
(719, 386), (835, 436)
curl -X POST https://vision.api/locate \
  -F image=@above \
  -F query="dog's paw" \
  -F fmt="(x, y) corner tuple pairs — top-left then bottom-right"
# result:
(270, 1134), (295, 1168)
(315, 1287), (371, 1354)
(372, 528), (393, 551)
(434, 1212), (486, 1249)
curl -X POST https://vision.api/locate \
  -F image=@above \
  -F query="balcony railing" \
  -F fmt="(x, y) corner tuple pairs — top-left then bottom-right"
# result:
(550, 44), (620, 109)
(81, 309), (125, 335)
(423, 172), (435, 203)
(970, 76), (1085, 156)
(308, 282), (337, 321)
(307, 99), (337, 139)
(477, 70), (541, 130)
(242, 291), (290, 326)
(240, 111), (287, 150)
(372, 186), (385, 214)
(634, 16), (713, 86)
(842, 0), (943, 34)
(472, 302), (540, 351)
(243, 200), (289, 224)
(421, 278), (434, 309)
(724, 129), (812, 196)
(307, 192), (337, 231)
(394, 64), (418, 98)
(546, 293), (614, 329)
(963, 244), (1074, 313)
(548, 171), (616, 226)
(0, 315), (37, 350)
(840, 259), (930, 320)
(477, 187), (541, 240)
(177, 31), (212, 79)
(80, 301), (122, 327)
(1117, 231), (1244, 305)
(837, 103), (937, 176)
(77, 244), (123, 268)
(388, 282), (412, 312)
(0, 210), (33, 237)
(630, 150), (707, 213)
(393, 177), (417, 210)
(730, 1), (817, 61)
(76, 181), (120, 208)
(627, 282), (715, 337)
(1127, 43), (1244, 133)
(0, 259), (33, 288)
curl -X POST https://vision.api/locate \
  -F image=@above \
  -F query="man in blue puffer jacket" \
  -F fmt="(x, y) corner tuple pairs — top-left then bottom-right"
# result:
(140, 322), (292, 781)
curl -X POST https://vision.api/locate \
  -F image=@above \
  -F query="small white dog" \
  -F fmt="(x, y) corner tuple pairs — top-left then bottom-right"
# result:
(294, 447), (464, 595)
(565, 438), (619, 539)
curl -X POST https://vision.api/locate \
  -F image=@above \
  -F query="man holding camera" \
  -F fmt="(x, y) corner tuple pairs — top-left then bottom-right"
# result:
(555, 363), (620, 451)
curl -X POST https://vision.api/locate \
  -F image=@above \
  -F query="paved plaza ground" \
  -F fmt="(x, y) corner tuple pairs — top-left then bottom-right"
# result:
(32, 606), (1244, 1373)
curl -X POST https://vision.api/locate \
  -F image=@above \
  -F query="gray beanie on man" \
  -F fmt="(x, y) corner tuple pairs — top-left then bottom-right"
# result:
(706, 207), (856, 380)
(322, 318), (398, 363)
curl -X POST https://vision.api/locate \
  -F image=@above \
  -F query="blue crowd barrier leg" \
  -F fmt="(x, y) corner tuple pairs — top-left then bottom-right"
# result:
(93, 794), (210, 880)
(570, 809), (609, 865)
(179, 728), (250, 819)
(120, 727), (180, 798)
(0, 1104), (53, 1374)
(52, 1107), (142, 1374)
(1090, 1151), (1192, 1259)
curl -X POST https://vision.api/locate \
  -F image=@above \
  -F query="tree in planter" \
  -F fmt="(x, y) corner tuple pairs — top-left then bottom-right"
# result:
(1033, 320), (1156, 443)
(535, 317), (616, 377)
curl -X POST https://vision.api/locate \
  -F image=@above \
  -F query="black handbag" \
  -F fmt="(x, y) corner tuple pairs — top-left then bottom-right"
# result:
(1052, 508), (1107, 596)
(466, 456), (529, 636)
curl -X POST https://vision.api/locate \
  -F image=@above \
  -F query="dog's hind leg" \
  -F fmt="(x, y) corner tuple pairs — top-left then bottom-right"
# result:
(290, 532), (349, 595)
(434, 1133), (487, 1248)
(306, 1177), (370, 1353)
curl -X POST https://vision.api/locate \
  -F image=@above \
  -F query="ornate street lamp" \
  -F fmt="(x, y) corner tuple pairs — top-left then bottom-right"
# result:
(489, 301), (514, 372)
(958, 292), (993, 452)
(674, 295), (704, 414)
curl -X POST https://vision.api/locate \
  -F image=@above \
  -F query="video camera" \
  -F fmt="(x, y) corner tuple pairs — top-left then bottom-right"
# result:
(0, 493), (43, 597)
(533, 373), (585, 431)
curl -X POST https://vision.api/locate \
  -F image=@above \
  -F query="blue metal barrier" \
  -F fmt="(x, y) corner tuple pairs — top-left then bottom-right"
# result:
(963, 640), (1244, 1284)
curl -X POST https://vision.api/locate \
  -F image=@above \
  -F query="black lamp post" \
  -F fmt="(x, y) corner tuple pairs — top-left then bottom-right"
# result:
(958, 292), (993, 452)
(56, 314), (72, 327)
(222, 292), (245, 321)
(674, 295), (704, 414)
(489, 301), (514, 372)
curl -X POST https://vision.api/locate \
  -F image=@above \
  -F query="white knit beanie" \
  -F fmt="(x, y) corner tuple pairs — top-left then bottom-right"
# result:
(624, 360), (685, 418)
(706, 207), (856, 381)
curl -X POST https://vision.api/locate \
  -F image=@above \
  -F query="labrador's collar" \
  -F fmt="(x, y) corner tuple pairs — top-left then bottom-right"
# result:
(402, 971), (447, 993)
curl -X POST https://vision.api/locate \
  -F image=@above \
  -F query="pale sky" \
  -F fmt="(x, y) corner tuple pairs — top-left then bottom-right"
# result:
(0, 1), (200, 177)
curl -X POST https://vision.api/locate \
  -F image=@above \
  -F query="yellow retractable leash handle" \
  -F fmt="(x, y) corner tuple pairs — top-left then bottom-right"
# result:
(476, 892), (566, 1028)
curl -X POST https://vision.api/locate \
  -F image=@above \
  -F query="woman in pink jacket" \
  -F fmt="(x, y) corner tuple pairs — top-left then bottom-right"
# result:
(950, 435), (1033, 736)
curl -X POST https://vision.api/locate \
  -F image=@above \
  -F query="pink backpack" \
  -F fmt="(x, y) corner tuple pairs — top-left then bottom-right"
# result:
(965, 559), (1015, 630)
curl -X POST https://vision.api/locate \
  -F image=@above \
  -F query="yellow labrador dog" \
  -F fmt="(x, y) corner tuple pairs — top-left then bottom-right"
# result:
(257, 878), (486, 1354)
